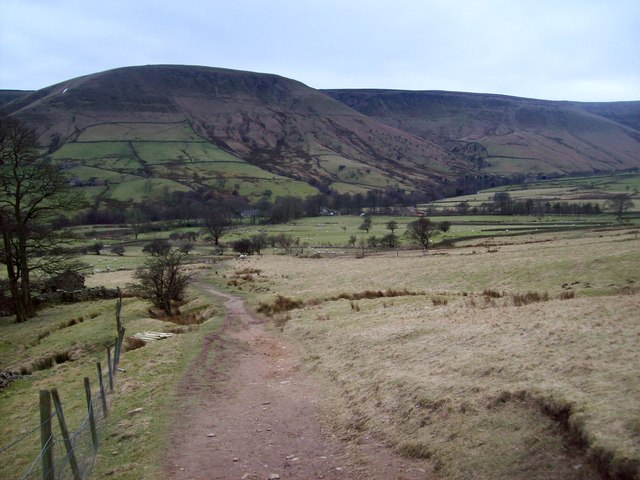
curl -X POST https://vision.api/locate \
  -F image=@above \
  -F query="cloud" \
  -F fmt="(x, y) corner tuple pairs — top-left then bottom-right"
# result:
(1, 0), (638, 101)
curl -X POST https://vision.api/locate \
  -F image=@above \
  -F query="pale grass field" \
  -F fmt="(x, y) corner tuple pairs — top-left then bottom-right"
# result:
(224, 228), (640, 479)
(234, 228), (639, 300)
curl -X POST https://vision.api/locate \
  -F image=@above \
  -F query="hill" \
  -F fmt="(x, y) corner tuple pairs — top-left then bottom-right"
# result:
(3, 65), (640, 205)
(4, 65), (466, 202)
(0, 90), (31, 107)
(325, 89), (640, 176)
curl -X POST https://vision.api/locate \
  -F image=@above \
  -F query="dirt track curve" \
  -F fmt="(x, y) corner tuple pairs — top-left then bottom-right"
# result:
(165, 286), (433, 480)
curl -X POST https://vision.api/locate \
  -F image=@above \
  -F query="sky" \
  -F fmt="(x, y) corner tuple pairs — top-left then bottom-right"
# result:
(1, 0), (639, 101)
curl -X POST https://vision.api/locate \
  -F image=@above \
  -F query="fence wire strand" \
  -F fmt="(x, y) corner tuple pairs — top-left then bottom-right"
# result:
(0, 411), (56, 455)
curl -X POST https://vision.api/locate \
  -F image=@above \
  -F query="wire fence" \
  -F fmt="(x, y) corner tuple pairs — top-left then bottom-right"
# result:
(2, 290), (124, 480)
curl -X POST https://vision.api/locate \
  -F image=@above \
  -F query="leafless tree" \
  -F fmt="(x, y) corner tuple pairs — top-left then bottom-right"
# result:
(202, 210), (230, 245)
(604, 194), (634, 220)
(406, 217), (436, 251)
(0, 113), (82, 322)
(132, 249), (191, 315)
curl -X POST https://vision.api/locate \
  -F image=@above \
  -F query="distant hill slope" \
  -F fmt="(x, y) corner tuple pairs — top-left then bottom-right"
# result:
(0, 90), (32, 107)
(5, 65), (467, 201)
(3, 65), (640, 205)
(324, 89), (640, 176)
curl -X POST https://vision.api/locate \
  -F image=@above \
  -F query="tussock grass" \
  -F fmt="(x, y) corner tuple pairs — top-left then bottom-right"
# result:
(257, 295), (305, 316)
(511, 291), (549, 306)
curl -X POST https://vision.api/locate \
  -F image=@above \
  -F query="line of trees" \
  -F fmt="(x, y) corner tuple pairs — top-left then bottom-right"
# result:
(453, 193), (610, 217)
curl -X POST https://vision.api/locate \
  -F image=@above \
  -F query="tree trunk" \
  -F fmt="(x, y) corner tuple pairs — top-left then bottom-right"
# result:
(1, 218), (27, 322)
(17, 226), (35, 318)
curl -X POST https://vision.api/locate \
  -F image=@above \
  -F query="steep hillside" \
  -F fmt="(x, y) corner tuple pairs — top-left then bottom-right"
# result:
(325, 89), (640, 175)
(5, 66), (467, 201)
(573, 101), (640, 132)
(5, 66), (640, 205)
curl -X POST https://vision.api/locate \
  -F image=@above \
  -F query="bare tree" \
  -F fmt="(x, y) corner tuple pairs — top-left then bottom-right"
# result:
(406, 217), (436, 251)
(202, 210), (230, 245)
(604, 194), (634, 220)
(132, 249), (191, 315)
(386, 220), (398, 234)
(142, 238), (171, 257)
(439, 221), (452, 233)
(0, 113), (81, 322)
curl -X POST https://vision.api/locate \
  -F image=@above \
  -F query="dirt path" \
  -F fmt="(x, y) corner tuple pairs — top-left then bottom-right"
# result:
(165, 287), (433, 480)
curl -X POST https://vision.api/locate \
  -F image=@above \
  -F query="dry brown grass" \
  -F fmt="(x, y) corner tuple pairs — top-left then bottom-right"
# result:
(283, 293), (639, 479)
(230, 230), (640, 479)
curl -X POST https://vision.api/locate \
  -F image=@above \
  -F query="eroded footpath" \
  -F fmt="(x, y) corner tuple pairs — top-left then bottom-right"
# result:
(165, 287), (433, 480)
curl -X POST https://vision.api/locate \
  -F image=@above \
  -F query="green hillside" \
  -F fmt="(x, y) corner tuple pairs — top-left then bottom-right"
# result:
(51, 121), (318, 203)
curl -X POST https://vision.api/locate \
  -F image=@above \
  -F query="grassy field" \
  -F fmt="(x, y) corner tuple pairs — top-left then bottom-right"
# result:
(209, 226), (640, 479)
(50, 121), (319, 202)
(2, 208), (639, 479)
(227, 212), (628, 250)
(429, 172), (640, 214)
(0, 266), (225, 480)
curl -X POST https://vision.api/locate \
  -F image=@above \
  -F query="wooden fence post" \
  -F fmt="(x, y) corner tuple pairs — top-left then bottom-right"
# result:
(96, 362), (108, 418)
(51, 389), (82, 480)
(39, 389), (54, 480)
(115, 327), (125, 367)
(115, 288), (122, 333)
(107, 347), (114, 392)
(83, 377), (98, 451)
(112, 337), (119, 371)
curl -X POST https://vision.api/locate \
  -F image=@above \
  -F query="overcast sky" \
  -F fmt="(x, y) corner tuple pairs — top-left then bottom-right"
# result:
(1, 0), (639, 101)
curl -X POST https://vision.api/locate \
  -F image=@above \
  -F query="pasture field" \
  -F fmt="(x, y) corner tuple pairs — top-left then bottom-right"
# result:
(213, 226), (640, 479)
(227, 213), (627, 249)
(2, 209), (638, 479)
(429, 172), (640, 213)
(0, 271), (225, 480)
(50, 120), (320, 201)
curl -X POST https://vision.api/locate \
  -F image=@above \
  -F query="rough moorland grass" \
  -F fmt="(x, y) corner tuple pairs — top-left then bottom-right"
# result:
(283, 294), (639, 479)
(223, 229), (640, 479)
